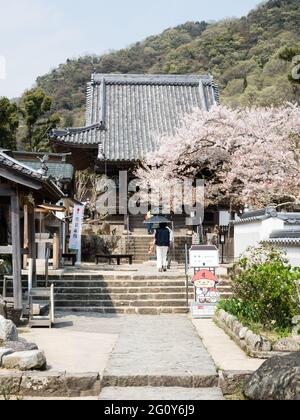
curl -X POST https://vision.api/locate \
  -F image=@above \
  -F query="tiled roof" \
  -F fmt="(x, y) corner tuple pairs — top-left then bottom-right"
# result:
(19, 160), (74, 181)
(265, 238), (300, 245)
(278, 213), (300, 225)
(264, 229), (300, 245)
(0, 150), (64, 198)
(0, 151), (44, 180)
(270, 229), (300, 239)
(50, 74), (219, 162)
(234, 208), (274, 225)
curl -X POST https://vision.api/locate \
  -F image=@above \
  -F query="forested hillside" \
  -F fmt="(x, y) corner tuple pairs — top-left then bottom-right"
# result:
(36, 0), (300, 126)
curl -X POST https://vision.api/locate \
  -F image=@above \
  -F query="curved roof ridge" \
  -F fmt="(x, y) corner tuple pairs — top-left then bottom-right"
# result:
(50, 123), (103, 138)
(91, 73), (213, 86)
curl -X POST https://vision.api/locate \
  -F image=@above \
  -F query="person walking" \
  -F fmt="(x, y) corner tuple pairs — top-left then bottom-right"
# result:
(145, 210), (154, 235)
(167, 225), (174, 269)
(154, 223), (170, 272)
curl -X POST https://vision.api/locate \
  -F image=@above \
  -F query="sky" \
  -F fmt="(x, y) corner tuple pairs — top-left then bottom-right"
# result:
(0, 0), (262, 99)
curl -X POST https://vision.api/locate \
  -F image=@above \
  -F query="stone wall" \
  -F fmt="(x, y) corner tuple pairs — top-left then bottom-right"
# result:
(214, 309), (300, 359)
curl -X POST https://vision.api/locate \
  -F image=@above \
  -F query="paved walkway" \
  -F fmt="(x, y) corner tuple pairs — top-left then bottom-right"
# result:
(99, 387), (224, 400)
(22, 314), (218, 377)
(193, 319), (265, 372)
(20, 314), (122, 374)
(20, 314), (223, 400)
(102, 316), (217, 383)
(21, 329), (117, 374)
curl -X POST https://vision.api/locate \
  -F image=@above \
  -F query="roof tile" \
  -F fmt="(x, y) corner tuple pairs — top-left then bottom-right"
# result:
(51, 73), (219, 161)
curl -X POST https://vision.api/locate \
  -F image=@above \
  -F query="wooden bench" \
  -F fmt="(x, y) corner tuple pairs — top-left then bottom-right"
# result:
(95, 254), (133, 266)
(62, 253), (77, 266)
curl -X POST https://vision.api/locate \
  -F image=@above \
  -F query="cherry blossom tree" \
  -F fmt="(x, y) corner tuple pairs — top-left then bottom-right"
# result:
(136, 103), (300, 210)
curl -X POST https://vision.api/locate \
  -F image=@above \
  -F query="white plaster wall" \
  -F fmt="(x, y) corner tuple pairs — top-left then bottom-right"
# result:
(234, 218), (284, 259)
(234, 221), (261, 259)
(274, 245), (300, 268)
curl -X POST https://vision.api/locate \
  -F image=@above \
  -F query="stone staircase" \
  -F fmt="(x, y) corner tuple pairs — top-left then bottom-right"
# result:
(127, 235), (192, 264)
(0, 274), (193, 315)
(0, 266), (233, 314)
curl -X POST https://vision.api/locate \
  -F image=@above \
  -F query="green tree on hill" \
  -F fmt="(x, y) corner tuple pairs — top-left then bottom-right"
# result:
(279, 46), (300, 85)
(20, 88), (60, 152)
(34, 0), (300, 123)
(0, 97), (19, 150)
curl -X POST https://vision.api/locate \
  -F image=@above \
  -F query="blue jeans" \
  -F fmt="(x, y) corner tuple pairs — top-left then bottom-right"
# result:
(148, 224), (154, 234)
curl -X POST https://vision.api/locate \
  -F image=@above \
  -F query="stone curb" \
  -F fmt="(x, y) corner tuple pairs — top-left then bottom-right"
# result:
(0, 370), (253, 398)
(101, 374), (219, 389)
(214, 310), (287, 359)
(0, 371), (101, 398)
(218, 370), (252, 396)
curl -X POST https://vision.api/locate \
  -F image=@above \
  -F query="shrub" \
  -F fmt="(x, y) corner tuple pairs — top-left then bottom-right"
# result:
(225, 244), (300, 330)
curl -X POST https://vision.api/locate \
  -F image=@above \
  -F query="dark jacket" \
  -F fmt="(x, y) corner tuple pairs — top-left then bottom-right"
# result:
(155, 228), (170, 247)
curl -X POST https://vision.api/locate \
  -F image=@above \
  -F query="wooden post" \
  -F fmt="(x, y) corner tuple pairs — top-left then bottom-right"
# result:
(23, 204), (29, 268)
(53, 233), (60, 270)
(28, 206), (37, 287)
(11, 193), (22, 310)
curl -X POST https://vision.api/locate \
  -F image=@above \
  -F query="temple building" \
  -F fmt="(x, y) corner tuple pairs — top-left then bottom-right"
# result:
(50, 74), (219, 174)
(49, 74), (224, 239)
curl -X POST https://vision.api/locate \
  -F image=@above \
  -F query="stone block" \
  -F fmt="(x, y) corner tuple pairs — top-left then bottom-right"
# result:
(239, 327), (248, 340)
(0, 348), (14, 366)
(0, 372), (23, 395)
(64, 373), (101, 397)
(2, 350), (47, 371)
(3, 338), (38, 352)
(245, 331), (262, 352)
(225, 314), (237, 330)
(0, 315), (18, 342)
(244, 353), (300, 400)
(20, 372), (66, 397)
(273, 337), (300, 353)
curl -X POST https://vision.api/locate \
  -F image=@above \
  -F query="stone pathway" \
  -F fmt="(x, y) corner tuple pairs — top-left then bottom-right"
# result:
(99, 387), (224, 400)
(102, 315), (218, 387)
(19, 314), (226, 400)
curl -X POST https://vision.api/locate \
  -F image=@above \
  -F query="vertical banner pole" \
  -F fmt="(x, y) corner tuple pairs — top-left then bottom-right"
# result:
(185, 243), (189, 310)
(69, 204), (85, 267)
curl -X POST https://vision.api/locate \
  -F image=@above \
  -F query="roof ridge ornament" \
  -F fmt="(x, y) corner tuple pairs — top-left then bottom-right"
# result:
(36, 155), (49, 176)
(266, 206), (278, 218)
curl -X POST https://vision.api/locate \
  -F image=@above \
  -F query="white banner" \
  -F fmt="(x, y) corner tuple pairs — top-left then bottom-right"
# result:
(69, 204), (85, 250)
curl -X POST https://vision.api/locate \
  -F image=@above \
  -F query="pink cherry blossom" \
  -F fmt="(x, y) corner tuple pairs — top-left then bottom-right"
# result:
(136, 103), (300, 209)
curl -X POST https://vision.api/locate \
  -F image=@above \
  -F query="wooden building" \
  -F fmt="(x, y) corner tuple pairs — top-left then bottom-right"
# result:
(50, 73), (220, 235)
(0, 150), (66, 309)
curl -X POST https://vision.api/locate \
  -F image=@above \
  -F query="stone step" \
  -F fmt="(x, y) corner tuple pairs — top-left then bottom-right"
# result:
(52, 293), (193, 301)
(54, 300), (188, 308)
(2, 286), (194, 293)
(99, 387), (224, 401)
(56, 307), (189, 315)
(0, 280), (189, 288)
(54, 286), (194, 293)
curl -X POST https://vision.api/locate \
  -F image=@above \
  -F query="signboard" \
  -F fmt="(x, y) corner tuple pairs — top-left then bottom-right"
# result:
(189, 245), (219, 268)
(191, 302), (217, 319)
(69, 204), (85, 250)
(191, 269), (220, 319)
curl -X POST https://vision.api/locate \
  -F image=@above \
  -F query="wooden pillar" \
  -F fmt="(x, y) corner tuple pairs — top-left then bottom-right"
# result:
(11, 193), (22, 310)
(23, 204), (29, 268)
(53, 233), (60, 270)
(28, 206), (37, 287)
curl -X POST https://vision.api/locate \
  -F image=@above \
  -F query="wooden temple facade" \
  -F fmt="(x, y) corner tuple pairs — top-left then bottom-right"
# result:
(0, 150), (70, 309)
